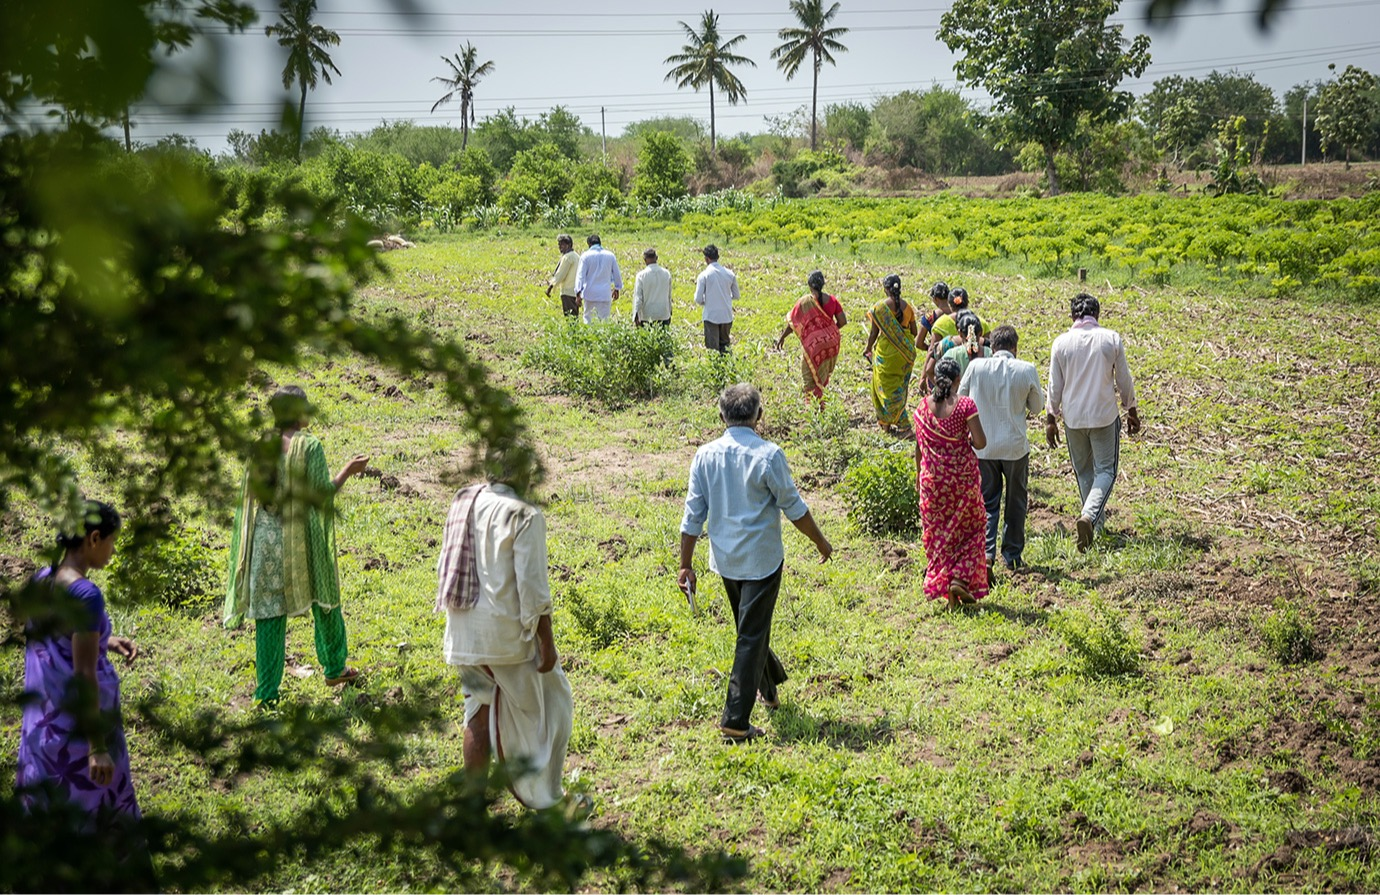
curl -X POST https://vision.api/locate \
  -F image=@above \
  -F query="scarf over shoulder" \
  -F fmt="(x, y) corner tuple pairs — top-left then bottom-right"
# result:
(224, 432), (341, 627)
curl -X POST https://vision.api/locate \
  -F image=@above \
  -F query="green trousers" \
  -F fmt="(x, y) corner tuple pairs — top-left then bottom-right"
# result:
(254, 605), (348, 702)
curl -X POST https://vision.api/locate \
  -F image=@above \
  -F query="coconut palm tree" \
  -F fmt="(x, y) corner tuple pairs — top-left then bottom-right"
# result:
(431, 43), (496, 151)
(664, 10), (756, 154)
(265, 0), (341, 161)
(771, 0), (849, 150)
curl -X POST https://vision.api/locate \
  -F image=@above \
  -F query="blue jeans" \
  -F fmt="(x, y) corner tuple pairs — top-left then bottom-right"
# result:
(979, 454), (1029, 566)
(1065, 419), (1121, 531)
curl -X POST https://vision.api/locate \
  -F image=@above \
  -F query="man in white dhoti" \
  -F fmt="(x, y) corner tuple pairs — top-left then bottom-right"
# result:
(437, 482), (573, 809)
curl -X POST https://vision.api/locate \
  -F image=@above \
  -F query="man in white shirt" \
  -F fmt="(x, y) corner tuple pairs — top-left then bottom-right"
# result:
(693, 244), (739, 353)
(545, 233), (580, 317)
(438, 481), (573, 810)
(958, 325), (1045, 575)
(1046, 294), (1141, 552)
(574, 234), (622, 324)
(632, 247), (672, 327)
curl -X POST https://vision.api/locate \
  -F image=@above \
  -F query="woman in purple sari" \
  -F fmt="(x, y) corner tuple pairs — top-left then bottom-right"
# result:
(17, 500), (142, 827)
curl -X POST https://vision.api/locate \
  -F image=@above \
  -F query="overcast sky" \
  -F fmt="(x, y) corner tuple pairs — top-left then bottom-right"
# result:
(134, 0), (1380, 151)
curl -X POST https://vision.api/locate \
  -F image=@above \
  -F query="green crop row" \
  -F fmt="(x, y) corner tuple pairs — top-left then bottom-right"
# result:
(674, 193), (1380, 299)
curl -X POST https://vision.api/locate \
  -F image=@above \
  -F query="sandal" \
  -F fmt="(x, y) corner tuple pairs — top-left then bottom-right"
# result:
(719, 725), (765, 744)
(949, 580), (974, 605)
(1076, 516), (1094, 553)
(757, 692), (780, 711)
(326, 667), (361, 686)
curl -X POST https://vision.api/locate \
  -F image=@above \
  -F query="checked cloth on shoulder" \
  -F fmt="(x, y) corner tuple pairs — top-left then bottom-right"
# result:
(435, 483), (491, 612)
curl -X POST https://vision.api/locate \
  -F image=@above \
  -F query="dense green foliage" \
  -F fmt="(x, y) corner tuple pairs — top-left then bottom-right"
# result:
(526, 321), (676, 408)
(842, 449), (919, 536)
(674, 193), (1380, 298)
(631, 131), (693, 205)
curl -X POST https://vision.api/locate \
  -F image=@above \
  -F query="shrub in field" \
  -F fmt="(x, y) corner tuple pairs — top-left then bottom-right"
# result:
(526, 321), (674, 408)
(1259, 599), (1319, 665)
(631, 131), (692, 206)
(842, 448), (918, 536)
(798, 397), (860, 475)
(107, 525), (217, 609)
(1060, 598), (1142, 677)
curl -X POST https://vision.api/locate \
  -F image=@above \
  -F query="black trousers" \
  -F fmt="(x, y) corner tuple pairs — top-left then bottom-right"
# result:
(979, 454), (1030, 565)
(720, 563), (788, 730)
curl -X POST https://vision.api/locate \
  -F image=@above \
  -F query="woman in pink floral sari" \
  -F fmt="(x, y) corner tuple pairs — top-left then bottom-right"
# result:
(914, 357), (990, 607)
(776, 270), (847, 403)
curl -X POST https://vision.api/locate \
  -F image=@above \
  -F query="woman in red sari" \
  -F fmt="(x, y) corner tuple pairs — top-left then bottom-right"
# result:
(776, 270), (847, 403)
(915, 357), (990, 608)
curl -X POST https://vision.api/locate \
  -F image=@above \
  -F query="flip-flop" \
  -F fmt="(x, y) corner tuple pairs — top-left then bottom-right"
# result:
(949, 580), (973, 605)
(720, 725), (765, 744)
(757, 692), (780, 711)
(326, 667), (361, 686)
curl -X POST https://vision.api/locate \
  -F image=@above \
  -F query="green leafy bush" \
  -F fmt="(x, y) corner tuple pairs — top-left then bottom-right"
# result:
(842, 448), (918, 536)
(799, 397), (861, 476)
(1258, 599), (1319, 665)
(526, 321), (674, 408)
(106, 522), (217, 609)
(565, 584), (633, 650)
(1060, 598), (1142, 676)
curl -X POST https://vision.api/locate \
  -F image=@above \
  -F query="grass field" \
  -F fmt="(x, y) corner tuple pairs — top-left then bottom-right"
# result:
(3, 206), (1380, 892)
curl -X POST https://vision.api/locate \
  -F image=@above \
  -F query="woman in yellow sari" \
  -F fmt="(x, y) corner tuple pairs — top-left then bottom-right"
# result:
(775, 270), (848, 404)
(863, 274), (919, 432)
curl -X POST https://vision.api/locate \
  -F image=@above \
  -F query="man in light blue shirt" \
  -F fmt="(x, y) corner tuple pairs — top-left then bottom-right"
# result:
(957, 324), (1045, 575)
(693, 244), (739, 353)
(679, 383), (832, 743)
(574, 234), (623, 323)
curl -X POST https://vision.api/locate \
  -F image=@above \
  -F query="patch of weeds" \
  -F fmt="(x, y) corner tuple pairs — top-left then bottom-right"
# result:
(1258, 599), (1319, 665)
(526, 320), (674, 408)
(1353, 556), (1380, 597)
(1059, 598), (1142, 677)
(678, 348), (753, 398)
(842, 447), (917, 536)
(107, 515), (217, 610)
(795, 396), (859, 475)
(564, 584), (633, 650)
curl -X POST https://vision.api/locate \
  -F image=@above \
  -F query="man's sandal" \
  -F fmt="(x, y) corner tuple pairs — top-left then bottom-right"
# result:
(719, 725), (765, 745)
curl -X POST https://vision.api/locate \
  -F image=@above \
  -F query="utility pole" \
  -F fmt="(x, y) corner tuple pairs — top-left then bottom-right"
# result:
(1301, 97), (1307, 166)
(601, 106), (607, 164)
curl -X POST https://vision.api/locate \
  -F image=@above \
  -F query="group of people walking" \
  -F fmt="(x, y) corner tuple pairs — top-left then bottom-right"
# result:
(15, 243), (1139, 866)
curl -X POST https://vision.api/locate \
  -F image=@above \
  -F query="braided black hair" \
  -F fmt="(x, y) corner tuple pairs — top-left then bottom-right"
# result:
(953, 310), (983, 340)
(882, 274), (906, 321)
(932, 357), (961, 403)
(929, 281), (950, 302)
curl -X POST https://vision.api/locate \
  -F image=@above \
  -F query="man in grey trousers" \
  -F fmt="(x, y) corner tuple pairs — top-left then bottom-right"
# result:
(1045, 294), (1140, 552)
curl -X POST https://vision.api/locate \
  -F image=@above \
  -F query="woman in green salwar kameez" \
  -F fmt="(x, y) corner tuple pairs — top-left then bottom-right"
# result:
(225, 386), (370, 703)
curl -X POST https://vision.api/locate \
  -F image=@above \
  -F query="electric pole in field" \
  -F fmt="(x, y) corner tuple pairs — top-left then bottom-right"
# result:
(1302, 97), (1307, 166)
(601, 106), (607, 163)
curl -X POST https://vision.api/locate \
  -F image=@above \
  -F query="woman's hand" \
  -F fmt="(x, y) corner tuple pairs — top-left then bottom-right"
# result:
(88, 751), (115, 786)
(344, 455), (370, 478)
(109, 636), (138, 664)
(863, 350), (873, 364)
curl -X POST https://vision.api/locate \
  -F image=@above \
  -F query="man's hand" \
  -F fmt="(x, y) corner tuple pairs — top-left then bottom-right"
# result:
(109, 636), (138, 664)
(611, 288), (620, 301)
(1045, 415), (1061, 449)
(535, 615), (558, 673)
(1126, 407), (1142, 436)
(814, 537), (833, 564)
(677, 567), (697, 596)
(545, 285), (553, 297)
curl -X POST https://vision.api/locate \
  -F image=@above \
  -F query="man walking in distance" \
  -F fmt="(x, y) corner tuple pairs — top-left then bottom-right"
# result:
(574, 234), (622, 324)
(679, 384), (833, 743)
(438, 472), (574, 810)
(545, 233), (581, 318)
(694, 244), (738, 353)
(1046, 294), (1140, 552)
(632, 247), (672, 328)
(958, 325), (1045, 577)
